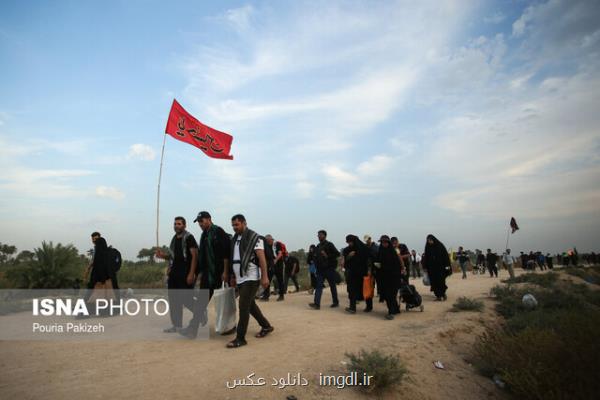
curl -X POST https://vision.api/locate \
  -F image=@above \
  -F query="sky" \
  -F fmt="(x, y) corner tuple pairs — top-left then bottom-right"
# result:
(1, 0), (599, 260)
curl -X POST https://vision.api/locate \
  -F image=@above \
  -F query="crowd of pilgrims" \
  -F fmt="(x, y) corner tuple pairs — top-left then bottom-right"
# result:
(305, 232), (449, 320)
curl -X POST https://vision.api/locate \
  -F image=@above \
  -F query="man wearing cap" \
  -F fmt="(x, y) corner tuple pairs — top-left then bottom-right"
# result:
(180, 211), (232, 339)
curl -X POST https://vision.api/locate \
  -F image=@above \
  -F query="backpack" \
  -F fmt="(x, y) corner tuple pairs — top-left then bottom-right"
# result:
(108, 247), (122, 272)
(277, 241), (289, 258)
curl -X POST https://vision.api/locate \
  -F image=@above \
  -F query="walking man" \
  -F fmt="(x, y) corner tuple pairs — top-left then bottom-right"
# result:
(156, 217), (198, 333)
(225, 214), (274, 348)
(180, 211), (231, 339)
(309, 230), (340, 310)
(502, 248), (516, 279)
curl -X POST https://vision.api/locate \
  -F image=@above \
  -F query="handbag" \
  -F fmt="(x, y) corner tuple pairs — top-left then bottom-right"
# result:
(213, 282), (237, 334)
(362, 274), (375, 299)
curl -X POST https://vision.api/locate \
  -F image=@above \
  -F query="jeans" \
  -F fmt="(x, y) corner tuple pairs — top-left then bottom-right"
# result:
(314, 269), (339, 306)
(236, 280), (270, 341)
(459, 262), (468, 279)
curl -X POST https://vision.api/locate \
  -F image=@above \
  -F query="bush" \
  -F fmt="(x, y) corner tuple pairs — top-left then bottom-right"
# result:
(477, 273), (600, 400)
(451, 296), (484, 312)
(118, 264), (166, 288)
(476, 310), (600, 400)
(345, 349), (407, 393)
(504, 272), (558, 287)
(564, 266), (600, 285)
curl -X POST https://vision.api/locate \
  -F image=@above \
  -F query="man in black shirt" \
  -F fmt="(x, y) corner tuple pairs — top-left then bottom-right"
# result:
(309, 230), (340, 310)
(156, 216), (198, 333)
(486, 248), (498, 278)
(180, 211), (231, 339)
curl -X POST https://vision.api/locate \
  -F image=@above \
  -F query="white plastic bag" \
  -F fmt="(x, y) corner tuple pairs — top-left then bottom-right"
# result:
(422, 272), (431, 286)
(214, 282), (236, 334)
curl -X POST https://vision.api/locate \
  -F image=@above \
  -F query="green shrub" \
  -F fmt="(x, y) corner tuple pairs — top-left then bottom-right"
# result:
(476, 310), (600, 400)
(564, 267), (600, 285)
(504, 272), (558, 287)
(345, 349), (407, 393)
(451, 296), (484, 312)
(118, 264), (166, 288)
(477, 275), (600, 399)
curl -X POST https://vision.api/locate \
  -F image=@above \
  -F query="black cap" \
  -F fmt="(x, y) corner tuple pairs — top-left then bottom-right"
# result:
(193, 211), (211, 222)
(379, 235), (390, 242)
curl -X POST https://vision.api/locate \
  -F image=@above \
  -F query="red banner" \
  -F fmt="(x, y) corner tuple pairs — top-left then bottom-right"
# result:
(164, 99), (233, 160)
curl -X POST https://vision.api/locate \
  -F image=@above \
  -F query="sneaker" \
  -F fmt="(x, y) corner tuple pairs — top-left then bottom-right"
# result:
(345, 307), (356, 314)
(330, 303), (339, 308)
(178, 326), (198, 339)
(308, 303), (320, 310)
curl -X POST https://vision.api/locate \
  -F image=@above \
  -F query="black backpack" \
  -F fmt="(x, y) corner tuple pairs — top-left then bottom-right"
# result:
(108, 247), (122, 272)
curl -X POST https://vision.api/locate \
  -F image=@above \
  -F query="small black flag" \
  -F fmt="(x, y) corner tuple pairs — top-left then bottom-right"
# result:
(510, 217), (520, 234)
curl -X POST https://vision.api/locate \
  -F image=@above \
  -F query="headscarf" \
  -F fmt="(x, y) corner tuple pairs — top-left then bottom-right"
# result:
(378, 236), (401, 275)
(343, 235), (369, 275)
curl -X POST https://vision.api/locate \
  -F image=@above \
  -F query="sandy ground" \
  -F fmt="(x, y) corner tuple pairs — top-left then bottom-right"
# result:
(0, 270), (522, 400)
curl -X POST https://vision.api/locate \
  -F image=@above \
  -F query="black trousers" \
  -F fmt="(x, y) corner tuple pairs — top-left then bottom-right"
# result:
(274, 261), (285, 296)
(237, 280), (270, 341)
(381, 277), (400, 314)
(487, 261), (498, 277)
(167, 274), (194, 328)
(284, 271), (300, 292)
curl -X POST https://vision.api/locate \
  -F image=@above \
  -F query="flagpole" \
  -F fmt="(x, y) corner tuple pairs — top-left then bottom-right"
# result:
(504, 226), (511, 251)
(156, 133), (167, 249)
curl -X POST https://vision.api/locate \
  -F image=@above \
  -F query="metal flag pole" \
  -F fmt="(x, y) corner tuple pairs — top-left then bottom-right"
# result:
(504, 225), (511, 251)
(156, 133), (167, 249)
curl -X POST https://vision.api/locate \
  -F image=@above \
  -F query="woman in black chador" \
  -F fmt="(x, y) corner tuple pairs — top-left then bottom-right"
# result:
(423, 234), (451, 301)
(343, 235), (371, 313)
(90, 237), (111, 286)
(377, 235), (402, 319)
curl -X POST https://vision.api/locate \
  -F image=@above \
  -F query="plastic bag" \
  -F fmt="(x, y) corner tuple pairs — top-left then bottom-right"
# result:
(422, 273), (430, 286)
(213, 282), (236, 334)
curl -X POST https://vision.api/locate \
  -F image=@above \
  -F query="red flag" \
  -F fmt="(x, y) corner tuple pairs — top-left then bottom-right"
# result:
(510, 217), (519, 234)
(164, 99), (233, 160)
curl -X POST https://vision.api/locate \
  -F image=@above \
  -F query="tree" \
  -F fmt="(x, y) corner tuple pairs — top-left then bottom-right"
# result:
(0, 243), (17, 263)
(14, 250), (35, 264)
(5, 242), (85, 288)
(137, 248), (156, 264)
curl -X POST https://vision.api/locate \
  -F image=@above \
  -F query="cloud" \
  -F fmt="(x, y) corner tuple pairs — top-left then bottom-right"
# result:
(127, 143), (156, 161)
(322, 153), (400, 199)
(95, 186), (125, 200)
(225, 5), (255, 31)
(0, 168), (95, 199)
(484, 11), (505, 24)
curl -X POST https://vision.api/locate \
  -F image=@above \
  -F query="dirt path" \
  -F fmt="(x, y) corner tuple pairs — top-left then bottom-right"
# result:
(0, 271), (518, 400)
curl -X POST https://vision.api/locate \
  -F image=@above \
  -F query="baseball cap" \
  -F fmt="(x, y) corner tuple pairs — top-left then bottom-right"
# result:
(193, 211), (211, 222)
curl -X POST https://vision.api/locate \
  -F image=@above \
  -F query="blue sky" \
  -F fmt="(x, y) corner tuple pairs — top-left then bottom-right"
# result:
(1, 0), (599, 259)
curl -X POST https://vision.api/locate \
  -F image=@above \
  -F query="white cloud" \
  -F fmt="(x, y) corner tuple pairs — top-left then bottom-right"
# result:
(95, 186), (125, 200)
(127, 143), (156, 161)
(225, 5), (254, 31)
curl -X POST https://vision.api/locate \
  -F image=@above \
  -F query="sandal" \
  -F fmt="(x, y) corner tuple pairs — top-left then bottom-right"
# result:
(255, 326), (274, 338)
(226, 338), (247, 348)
